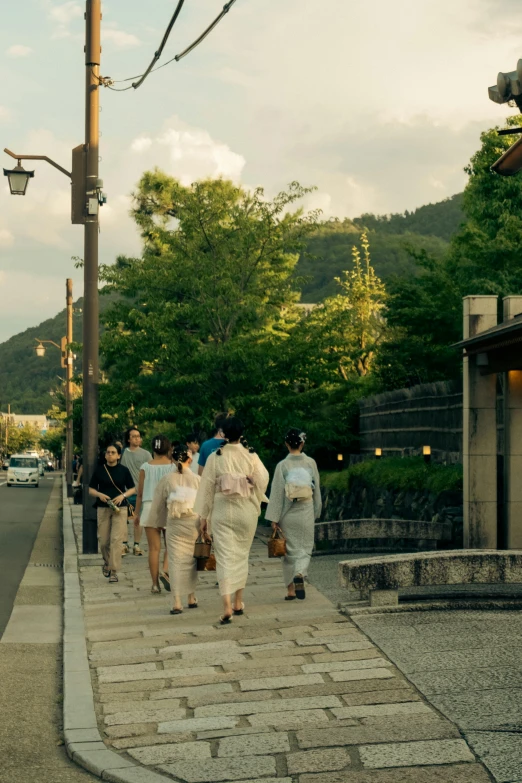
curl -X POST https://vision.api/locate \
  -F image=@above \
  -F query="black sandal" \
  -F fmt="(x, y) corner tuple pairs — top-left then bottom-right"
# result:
(294, 575), (306, 600)
(160, 573), (171, 593)
(219, 614), (232, 625)
(188, 601), (198, 609)
(285, 595), (297, 601)
(233, 602), (245, 616)
(170, 608), (183, 615)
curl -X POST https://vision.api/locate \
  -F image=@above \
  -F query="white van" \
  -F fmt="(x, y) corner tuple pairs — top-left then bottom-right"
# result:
(7, 454), (40, 488)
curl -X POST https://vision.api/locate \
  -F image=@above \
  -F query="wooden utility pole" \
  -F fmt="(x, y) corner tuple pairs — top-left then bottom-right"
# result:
(82, 0), (101, 553)
(65, 278), (74, 497)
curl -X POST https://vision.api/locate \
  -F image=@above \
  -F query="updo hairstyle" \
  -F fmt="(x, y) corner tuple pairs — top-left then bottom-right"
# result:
(285, 428), (306, 450)
(217, 416), (255, 455)
(151, 434), (171, 456)
(171, 443), (191, 473)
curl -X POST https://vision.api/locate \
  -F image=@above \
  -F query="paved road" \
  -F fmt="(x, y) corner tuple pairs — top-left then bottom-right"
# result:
(0, 473), (55, 638)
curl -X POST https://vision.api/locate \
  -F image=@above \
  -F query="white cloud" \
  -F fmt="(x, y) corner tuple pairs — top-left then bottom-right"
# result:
(6, 45), (32, 58)
(103, 28), (141, 49)
(48, 1), (81, 25)
(129, 119), (246, 185)
(131, 137), (152, 153)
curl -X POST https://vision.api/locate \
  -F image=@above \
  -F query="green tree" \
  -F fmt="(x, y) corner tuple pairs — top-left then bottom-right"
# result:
(303, 232), (387, 380)
(5, 423), (41, 454)
(40, 426), (65, 459)
(99, 174), (320, 451)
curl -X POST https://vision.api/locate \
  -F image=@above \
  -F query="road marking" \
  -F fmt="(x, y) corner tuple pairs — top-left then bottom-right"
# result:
(0, 481), (6, 487)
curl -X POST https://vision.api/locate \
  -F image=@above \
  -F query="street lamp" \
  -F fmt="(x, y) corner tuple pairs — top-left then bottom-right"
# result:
(3, 1), (103, 555)
(35, 342), (46, 358)
(3, 161), (35, 195)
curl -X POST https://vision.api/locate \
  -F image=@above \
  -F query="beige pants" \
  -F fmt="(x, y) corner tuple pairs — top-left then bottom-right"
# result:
(97, 507), (126, 573)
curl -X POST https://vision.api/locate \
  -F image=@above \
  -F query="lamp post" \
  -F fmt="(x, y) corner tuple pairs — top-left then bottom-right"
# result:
(34, 317), (74, 493)
(3, 1), (102, 553)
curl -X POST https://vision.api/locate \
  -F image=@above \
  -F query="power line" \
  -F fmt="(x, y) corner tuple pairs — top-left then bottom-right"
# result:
(132, 0), (186, 91)
(97, 0), (239, 92)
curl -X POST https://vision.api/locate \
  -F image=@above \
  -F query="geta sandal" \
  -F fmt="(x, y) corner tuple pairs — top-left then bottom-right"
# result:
(285, 595), (297, 601)
(294, 574), (306, 600)
(188, 601), (198, 609)
(233, 602), (245, 616)
(219, 614), (232, 625)
(170, 608), (183, 615)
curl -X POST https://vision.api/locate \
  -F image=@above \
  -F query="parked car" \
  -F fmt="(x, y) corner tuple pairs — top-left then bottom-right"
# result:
(6, 454), (39, 488)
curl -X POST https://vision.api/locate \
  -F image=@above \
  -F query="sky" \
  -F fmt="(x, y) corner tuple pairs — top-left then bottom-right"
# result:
(0, 0), (520, 342)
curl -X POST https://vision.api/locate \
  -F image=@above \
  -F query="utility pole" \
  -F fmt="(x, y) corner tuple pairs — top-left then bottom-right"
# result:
(65, 278), (74, 497)
(82, 0), (101, 553)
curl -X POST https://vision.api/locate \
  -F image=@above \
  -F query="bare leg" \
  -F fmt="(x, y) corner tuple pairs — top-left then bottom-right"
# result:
(221, 594), (232, 619)
(161, 529), (168, 575)
(172, 593), (183, 612)
(233, 588), (244, 612)
(188, 592), (196, 605)
(145, 527), (161, 587)
(134, 524), (143, 545)
(287, 581), (296, 597)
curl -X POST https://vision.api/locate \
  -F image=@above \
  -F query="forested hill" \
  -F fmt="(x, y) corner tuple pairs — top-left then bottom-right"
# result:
(1, 193), (464, 413)
(298, 193), (464, 302)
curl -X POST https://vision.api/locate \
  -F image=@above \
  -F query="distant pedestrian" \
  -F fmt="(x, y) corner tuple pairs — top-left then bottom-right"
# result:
(186, 433), (200, 475)
(148, 443), (201, 613)
(198, 414), (227, 476)
(134, 435), (175, 594)
(121, 427), (151, 556)
(195, 417), (269, 624)
(265, 429), (322, 601)
(88, 443), (136, 584)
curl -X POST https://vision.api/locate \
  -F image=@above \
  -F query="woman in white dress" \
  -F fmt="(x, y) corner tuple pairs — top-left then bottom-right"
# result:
(134, 435), (176, 593)
(265, 429), (322, 601)
(147, 444), (201, 614)
(195, 417), (269, 624)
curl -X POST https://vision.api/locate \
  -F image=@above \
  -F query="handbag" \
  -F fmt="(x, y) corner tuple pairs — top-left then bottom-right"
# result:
(268, 526), (287, 558)
(194, 535), (212, 560)
(197, 552), (216, 572)
(103, 466), (134, 516)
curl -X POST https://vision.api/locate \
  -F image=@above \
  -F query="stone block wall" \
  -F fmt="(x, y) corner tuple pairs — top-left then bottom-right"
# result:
(317, 479), (463, 552)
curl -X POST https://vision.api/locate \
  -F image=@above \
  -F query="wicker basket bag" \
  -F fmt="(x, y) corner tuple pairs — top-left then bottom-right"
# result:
(268, 527), (287, 558)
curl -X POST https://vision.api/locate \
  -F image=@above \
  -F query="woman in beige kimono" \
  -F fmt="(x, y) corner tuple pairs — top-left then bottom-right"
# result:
(147, 444), (201, 614)
(195, 417), (269, 624)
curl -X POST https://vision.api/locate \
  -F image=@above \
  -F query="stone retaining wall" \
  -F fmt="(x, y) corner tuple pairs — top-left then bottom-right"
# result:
(318, 480), (463, 551)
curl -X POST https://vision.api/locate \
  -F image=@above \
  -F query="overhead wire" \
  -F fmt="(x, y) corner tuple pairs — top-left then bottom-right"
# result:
(131, 0), (186, 90)
(95, 0), (239, 92)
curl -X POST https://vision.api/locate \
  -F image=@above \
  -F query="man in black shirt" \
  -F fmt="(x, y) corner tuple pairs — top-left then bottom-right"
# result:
(88, 444), (136, 583)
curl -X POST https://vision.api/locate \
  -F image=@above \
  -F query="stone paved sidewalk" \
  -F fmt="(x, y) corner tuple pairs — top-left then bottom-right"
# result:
(72, 507), (492, 783)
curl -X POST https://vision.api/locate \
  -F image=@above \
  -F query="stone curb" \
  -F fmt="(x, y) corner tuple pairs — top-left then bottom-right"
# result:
(341, 598), (522, 616)
(62, 479), (171, 782)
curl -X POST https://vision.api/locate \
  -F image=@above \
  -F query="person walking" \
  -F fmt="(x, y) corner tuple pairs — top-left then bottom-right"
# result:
(186, 433), (201, 475)
(198, 414), (227, 476)
(195, 417), (269, 624)
(88, 443), (136, 584)
(265, 428), (322, 601)
(133, 435), (176, 594)
(121, 427), (151, 556)
(148, 443), (201, 614)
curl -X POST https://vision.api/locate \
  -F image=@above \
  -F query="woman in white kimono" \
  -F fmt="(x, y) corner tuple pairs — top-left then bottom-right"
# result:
(265, 429), (322, 601)
(147, 444), (201, 614)
(195, 417), (269, 624)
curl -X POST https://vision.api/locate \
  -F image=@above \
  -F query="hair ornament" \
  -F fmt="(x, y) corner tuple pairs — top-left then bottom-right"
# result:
(299, 432), (306, 442)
